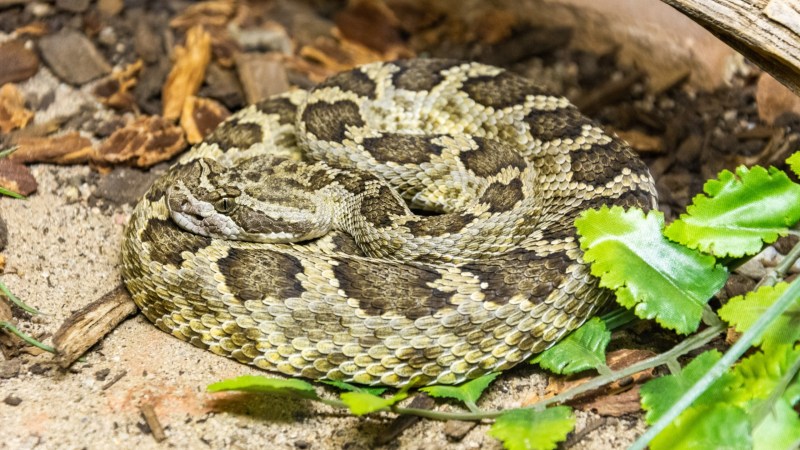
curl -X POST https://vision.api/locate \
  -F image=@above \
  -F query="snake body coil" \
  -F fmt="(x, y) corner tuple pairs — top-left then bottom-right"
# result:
(121, 59), (656, 386)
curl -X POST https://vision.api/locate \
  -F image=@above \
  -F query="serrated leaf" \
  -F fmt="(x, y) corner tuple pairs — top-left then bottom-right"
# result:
(207, 375), (319, 399)
(640, 350), (735, 424)
(664, 166), (800, 257)
(752, 397), (800, 450)
(650, 404), (752, 450)
(420, 372), (499, 406)
(788, 151), (800, 177)
(719, 283), (800, 351)
(576, 206), (728, 334)
(339, 391), (408, 416)
(322, 380), (386, 396)
(729, 344), (800, 403)
(488, 406), (575, 450)
(531, 317), (610, 374)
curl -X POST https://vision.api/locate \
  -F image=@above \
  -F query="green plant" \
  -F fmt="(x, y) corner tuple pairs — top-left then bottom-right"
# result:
(209, 151), (800, 450)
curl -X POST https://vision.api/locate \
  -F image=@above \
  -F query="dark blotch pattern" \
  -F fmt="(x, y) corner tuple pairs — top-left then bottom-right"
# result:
(206, 121), (264, 151)
(302, 100), (365, 142)
(405, 213), (475, 236)
(480, 178), (524, 213)
(333, 258), (453, 320)
(317, 69), (377, 99)
(217, 247), (304, 301)
(570, 140), (646, 186)
(524, 107), (592, 142)
(254, 96), (298, 125)
(140, 219), (211, 267)
(391, 59), (463, 92)
(461, 71), (546, 110)
(463, 249), (571, 305)
(362, 134), (444, 165)
(360, 185), (408, 228)
(459, 138), (526, 178)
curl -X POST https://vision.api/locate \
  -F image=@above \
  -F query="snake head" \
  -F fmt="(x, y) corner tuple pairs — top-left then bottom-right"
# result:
(166, 157), (335, 243)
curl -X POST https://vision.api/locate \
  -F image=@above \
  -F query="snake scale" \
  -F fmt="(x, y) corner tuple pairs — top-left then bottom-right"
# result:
(121, 59), (657, 386)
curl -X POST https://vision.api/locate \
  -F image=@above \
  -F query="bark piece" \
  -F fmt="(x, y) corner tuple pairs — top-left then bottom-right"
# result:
(162, 25), (212, 121)
(53, 285), (138, 368)
(38, 29), (112, 85)
(140, 404), (167, 442)
(93, 60), (144, 112)
(169, 0), (236, 30)
(95, 116), (186, 167)
(0, 39), (39, 86)
(9, 132), (94, 164)
(234, 52), (289, 104)
(181, 96), (230, 144)
(661, 0), (800, 96)
(334, 0), (407, 55)
(55, 0), (90, 13)
(0, 84), (34, 133)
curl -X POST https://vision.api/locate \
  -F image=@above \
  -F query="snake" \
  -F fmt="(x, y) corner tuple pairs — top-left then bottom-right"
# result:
(120, 59), (657, 386)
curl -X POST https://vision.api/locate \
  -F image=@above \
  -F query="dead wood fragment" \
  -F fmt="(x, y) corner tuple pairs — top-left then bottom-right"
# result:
(93, 60), (144, 111)
(574, 70), (644, 115)
(9, 132), (94, 165)
(53, 285), (138, 368)
(234, 52), (290, 104)
(162, 25), (212, 121)
(101, 369), (127, 390)
(334, 0), (408, 55)
(140, 403), (167, 442)
(661, 0), (800, 96)
(0, 84), (34, 133)
(476, 26), (573, 67)
(169, 0), (236, 30)
(181, 96), (230, 144)
(614, 129), (664, 153)
(95, 116), (186, 167)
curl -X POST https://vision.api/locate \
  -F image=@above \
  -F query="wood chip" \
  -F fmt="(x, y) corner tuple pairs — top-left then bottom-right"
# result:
(0, 158), (37, 196)
(474, 9), (518, 45)
(53, 285), (138, 368)
(334, 0), (408, 55)
(613, 129), (664, 153)
(162, 25), (212, 121)
(95, 116), (186, 167)
(0, 40), (39, 86)
(300, 33), (396, 76)
(140, 403), (167, 443)
(574, 70), (644, 115)
(0, 84), (34, 133)
(181, 96), (230, 144)
(93, 59), (144, 112)
(234, 52), (289, 104)
(38, 29), (112, 85)
(169, 0), (236, 30)
(101, 369), (127, 390)
(477, 26), (573, 67)
(9, 132), (94, 164)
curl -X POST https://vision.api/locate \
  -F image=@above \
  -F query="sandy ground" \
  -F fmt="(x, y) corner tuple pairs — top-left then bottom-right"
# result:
(0, 163), (645, 449)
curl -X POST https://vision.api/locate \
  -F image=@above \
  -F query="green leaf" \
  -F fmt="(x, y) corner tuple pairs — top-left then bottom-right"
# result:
(788, 151), (800, 177)
(719, 283), (800, 351)
(488, 406), (575, 450)
(752, 397), (800, 450)
(420, 372), (499, 407)
(576, 206), (728, 334)
(664, 166), (800, 257)
(207, 375), (319, 399)
(0, 186), (24, 199)
(531, 317), (610, 374)
(339, 391), (408, 416)
(640, 350), (734, 424)
(322, 380), (386, 396)
(728, 344), (800, 403)
(650, 404), (752, 450)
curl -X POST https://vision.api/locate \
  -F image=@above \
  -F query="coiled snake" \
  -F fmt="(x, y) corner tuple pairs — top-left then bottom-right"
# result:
(121, 59), (656, 386)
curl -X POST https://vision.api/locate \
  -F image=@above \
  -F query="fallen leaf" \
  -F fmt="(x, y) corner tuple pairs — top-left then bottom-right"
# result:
(95, 115), (186, 167)
(162, 25), (212, 121)
(0, 84), (34, 133)
(181, 96), (230, 144)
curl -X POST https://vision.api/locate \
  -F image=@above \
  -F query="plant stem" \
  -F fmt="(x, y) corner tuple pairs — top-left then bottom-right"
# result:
(629, 277), (800, 450)
(751, 346), (800, 429)
(0, 321), (56, 353)
(759, 237), (800, 288)
(0, 280), (41, 315)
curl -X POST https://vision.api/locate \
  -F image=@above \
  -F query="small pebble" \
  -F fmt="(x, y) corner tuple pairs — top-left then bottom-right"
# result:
(3, 395), (22, 406)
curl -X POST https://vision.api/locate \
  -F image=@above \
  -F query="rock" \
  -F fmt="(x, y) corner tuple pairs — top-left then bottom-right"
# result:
(3, 395), (22, 406)
(235, 52), (289, 104)
(97, 0), (124, 17)
(0, 158), (37, 197)
(0, 359), (20, 379)
(38, 29), (112, 85)
(756, 73), (800, 125)
(91, 167), (160, 206)
(55, 0), (90, 13)
(0, 40), (39, 86)
(200, 62), (245, 109)
(134, 20), (164, 64)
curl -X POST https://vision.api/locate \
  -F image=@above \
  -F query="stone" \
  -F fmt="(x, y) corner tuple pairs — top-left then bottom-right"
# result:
(234, 52), (289, 104)
(0, 40), (39, 86)
(55, 0), (90, 13)
(756, 72), (800, 125)
(38, 29), (112, 85)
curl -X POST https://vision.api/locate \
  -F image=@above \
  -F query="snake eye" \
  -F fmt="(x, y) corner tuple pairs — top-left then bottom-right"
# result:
(215, 197), (237, 214)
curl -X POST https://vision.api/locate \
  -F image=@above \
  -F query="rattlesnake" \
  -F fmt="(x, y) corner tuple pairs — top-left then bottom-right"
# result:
(121, 59), (657, 386)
